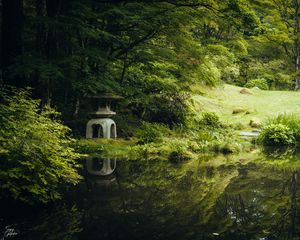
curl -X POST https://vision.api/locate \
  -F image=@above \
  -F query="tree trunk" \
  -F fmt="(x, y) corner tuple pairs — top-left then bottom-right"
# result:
(73, 97), (80, 119)
(295, 51), (299, 91)
(120, 51), (128, 83)
(36, 0), (47, 54)
(294, 0), (300, 91)
(1, 0), (24, 87)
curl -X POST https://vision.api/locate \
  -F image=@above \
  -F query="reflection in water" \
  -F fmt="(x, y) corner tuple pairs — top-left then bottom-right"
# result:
(0, 205), (82, 240)
(86, 157), (117, 176)
(85, 157), (117, 188)
(3, 155), (300, 240)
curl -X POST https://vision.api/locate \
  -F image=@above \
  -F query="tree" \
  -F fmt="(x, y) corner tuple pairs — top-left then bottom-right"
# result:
(1, 0), (24, 87)
(0, 88), (81, 204)
(252, 0), (300, 90)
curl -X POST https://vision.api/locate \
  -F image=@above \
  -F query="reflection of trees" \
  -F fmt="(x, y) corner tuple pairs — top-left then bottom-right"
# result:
(211, 163), (300, 240)
(15, 156), (300, 240)
(77, 158), (239, 240)
(19, 204), (82, 240)
(99, 158), (300, 240)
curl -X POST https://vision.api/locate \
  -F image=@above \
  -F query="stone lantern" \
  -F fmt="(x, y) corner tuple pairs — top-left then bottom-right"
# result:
(86, 93), (123, 139)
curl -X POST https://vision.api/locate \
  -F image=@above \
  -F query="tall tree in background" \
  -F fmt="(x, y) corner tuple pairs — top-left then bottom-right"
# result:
(1, 0), (24, 87)
(253, 0), (300, 90)
(273, 0), (300, 90)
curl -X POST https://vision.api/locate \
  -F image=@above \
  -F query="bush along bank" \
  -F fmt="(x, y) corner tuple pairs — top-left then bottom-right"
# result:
(258, 113), (300, 148)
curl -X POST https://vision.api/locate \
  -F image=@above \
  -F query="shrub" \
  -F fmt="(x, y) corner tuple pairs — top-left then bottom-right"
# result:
(258, 124), (295, 147)
(168, 140), (191, 163)
(200, 111), (220, 127)
(266, 113), (300, 143)
(137, 122), (165, 144)
(245, 78), (269, 90)
(234, 122), (245, 130)
(266, 113), (300, 145)
(0, 88), (81, 204)
(124, 69), (190, 126)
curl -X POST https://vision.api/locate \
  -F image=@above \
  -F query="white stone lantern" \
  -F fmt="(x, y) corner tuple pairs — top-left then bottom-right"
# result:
(86, 93), (122, 139)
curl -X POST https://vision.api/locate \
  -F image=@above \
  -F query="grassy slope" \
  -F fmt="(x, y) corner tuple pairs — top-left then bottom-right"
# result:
(191, 84), (300, 129)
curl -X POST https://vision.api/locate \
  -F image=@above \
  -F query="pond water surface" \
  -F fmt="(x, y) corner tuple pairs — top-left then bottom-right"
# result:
(1, 154), (300, 240)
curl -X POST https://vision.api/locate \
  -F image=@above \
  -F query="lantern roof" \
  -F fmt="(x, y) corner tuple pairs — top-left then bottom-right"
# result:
(89, 92), (123, 100)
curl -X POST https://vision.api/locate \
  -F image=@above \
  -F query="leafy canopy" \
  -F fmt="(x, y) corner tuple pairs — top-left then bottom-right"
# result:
(0, 88), (81, 204)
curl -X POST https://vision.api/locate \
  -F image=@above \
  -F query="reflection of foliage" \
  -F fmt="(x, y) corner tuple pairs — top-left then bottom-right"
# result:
(21, 204), (82, 240)
(93, 158), (239, 239)
(76, 155), (300, 240)
(7, 155), (300, 240)
(211, 160), (300, 240)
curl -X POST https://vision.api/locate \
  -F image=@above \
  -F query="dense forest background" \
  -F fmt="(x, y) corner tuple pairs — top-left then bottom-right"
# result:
(1, 0), (300, 135)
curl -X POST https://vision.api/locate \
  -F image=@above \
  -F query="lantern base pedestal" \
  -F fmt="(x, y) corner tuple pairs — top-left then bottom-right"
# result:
(86, 118), (117, 139)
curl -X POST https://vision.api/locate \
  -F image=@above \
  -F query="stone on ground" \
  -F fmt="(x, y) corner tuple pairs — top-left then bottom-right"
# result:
(240, 88), (253, 95)
(249, 117), (261, 128)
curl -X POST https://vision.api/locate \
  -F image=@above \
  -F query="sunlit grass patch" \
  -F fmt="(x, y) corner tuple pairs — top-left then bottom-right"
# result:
(191, 84), (300, 130)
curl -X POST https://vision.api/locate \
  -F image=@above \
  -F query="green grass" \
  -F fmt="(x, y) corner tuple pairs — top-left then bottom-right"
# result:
(74, 138), (136, 158)
(191, 84), (300, 129)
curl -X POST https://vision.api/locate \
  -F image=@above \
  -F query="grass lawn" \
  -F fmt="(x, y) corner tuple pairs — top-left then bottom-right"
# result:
(191, 84), (300, 129)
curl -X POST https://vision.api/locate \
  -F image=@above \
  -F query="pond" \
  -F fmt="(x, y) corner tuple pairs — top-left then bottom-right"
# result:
(1, 154), (300, 240)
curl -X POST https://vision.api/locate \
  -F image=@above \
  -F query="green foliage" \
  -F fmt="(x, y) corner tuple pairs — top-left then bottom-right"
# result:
(0, 88), (81, 204)
(197, 61), (221, 86)
(122, 65), (191, 126)
(264, 113), (300, 144)
(200, 111), (220, 128)
(266, 113), (300, 127)
(137, 122), (165, 144)
(245, 78), (269, 90)
(258, 124), (295, 147)
(258, 114), (300, 147)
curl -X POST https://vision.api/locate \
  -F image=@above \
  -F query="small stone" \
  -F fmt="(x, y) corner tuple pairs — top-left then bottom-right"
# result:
(252, 129), (261, 133)
(245, 109), (254, 114)
(240, 88), (253, 95)
(232, 107), (246, 114)
(252, 86), (260, 91)
(249, 117), (261, 128)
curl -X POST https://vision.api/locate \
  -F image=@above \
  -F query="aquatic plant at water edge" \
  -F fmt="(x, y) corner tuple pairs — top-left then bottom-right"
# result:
(258, 113), (300, 147)
(266, 113), (300, 142)
(258, 124), (295, 147)
(0, 88), (81, 204)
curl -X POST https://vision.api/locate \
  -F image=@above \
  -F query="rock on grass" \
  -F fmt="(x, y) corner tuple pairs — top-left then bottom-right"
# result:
(249, 117), (261, 128)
